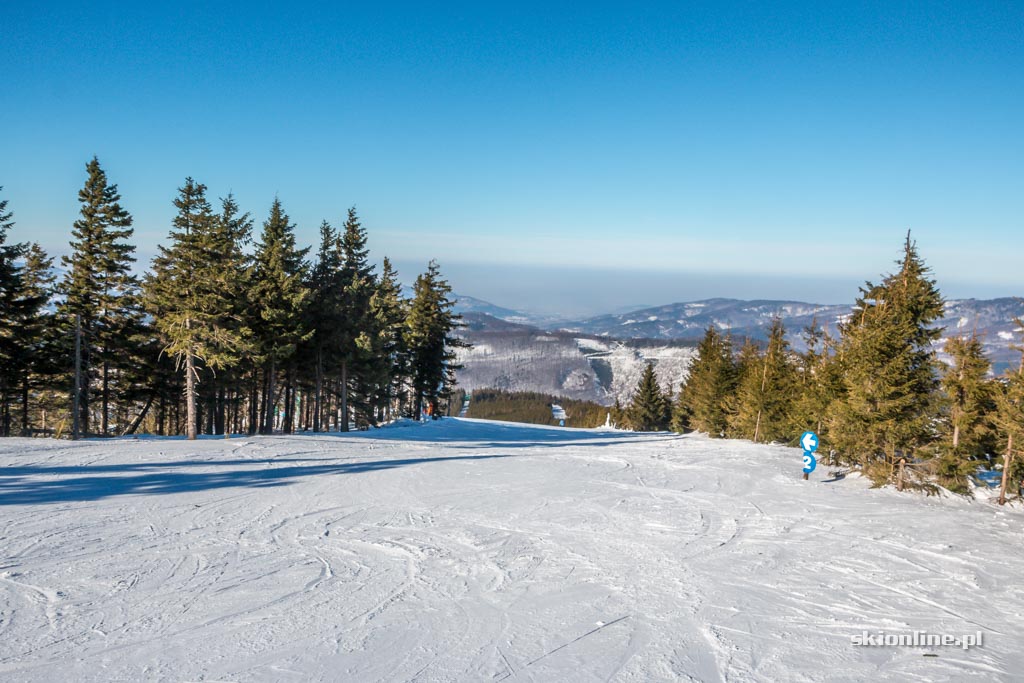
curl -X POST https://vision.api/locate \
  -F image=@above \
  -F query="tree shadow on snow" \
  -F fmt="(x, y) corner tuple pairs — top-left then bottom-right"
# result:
(0, 453), (514, 506)
(341, 418), (660, 450)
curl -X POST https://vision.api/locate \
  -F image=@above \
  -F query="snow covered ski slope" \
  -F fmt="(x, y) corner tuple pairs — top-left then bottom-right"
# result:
(1, 419), (1021, 681)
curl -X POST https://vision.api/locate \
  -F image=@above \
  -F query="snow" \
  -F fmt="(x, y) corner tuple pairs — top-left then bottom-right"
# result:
(1, 420), (1022, 681)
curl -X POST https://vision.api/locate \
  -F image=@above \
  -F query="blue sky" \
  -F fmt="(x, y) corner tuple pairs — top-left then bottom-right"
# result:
(3, 2), (1021, 315)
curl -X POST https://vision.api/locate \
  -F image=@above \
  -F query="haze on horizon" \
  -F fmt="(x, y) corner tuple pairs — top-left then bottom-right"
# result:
(3, 2), (1021, 317)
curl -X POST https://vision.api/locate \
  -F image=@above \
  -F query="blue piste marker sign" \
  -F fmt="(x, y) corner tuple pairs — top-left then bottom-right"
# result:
(803, 452), (817, 474)
(800, 430), (819, 478)
(800, 431), (819, 453)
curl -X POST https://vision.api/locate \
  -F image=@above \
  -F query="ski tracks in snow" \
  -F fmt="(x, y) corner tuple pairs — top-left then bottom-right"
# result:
(0, 422), (1022, 681)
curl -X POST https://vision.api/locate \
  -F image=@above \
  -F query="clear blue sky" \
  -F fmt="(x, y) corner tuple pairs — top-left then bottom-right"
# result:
(3, 1), (1021, 316)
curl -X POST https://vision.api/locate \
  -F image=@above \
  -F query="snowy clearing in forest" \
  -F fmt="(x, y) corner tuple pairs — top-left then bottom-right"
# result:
(0, 419), (1022, 682)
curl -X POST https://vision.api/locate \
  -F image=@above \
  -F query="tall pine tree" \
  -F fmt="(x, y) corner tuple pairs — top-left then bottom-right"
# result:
(9, 244), (55, 435)
(365, 257), (409, 423)
(829, 233), (944, 488)
(0, 191), (42, 435)
(336, 207), (376, 430)
(673, 326), (736, 436)
(406, 260), (467, 418)
(304, 220), (343, 432)
(994, 320), (1024, 505)
(790, 318), (844, 448)
(626, 362), (670, 431)
(933, 332), (995, 493)
(250, 198), (309, 434)
(58, 157), (141, 435)
(729, 318), (796, 443)
(145, 179), (249, 439)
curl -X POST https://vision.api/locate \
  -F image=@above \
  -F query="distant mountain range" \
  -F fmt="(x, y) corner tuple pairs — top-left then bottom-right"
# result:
(452, 295), (1024, 378)
(453, 313), (696, 406)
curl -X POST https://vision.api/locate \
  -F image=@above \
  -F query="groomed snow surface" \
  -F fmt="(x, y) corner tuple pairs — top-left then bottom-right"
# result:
(1, 419), (1021, 682)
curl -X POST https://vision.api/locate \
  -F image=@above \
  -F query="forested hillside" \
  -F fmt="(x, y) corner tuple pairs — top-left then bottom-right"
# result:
(462, 388), (609, 428)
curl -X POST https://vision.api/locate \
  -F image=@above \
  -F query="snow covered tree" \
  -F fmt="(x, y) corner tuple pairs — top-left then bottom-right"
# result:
(625, 362), (670, 431)
(673, 326), (736, 436)
(250, 198), (310, 434)
(58, 158), (142, 435)
(406, 260), (467, 418)
(828, 233), (944, 488)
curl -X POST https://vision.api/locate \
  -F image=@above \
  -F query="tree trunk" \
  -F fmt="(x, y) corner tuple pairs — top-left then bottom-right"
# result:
(216, 386), (225, 437)
(313, 348), (323, 432)
(157, 395), (165, 435)
(753, 355), (770, 443)
(283, 369), (294, 434)
(21, 371), (30, 436)
(263, 360), (276, 434)
(999, 434), (1013, 505)
(340, 361), (349, 432)
(72, 314), (83, 440)
(185, 347), (197, 440)
(123, 394), (155, 436)
(248, 367), (258, 435)
(102, 360), (109, 436)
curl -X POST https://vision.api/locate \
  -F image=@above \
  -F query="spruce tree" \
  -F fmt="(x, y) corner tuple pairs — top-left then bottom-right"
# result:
(145, 178), (249, 439)
(673, 326), (736, 436)
(406, 260), (467, 418)
(726, 338), (763, 438)
(728, 319), (797, 443)
(9, 244), (55, 435)
(994, 321), (1024, 505)
(207, 194), (255, 435)
(0, 191), (29, 434)
(790, 318), (844, 446)
(0, 198), (56, 437)
(829, 233), (944, 487)
(0, 188), (20, 325)
(250, 198), (309, 433)
(336, 207), (376, 430)
(305, 220), (343, 431)
(934, 333), (995, 493)
(365, 257), (409, 423)
(58, 157), (141, 435)
(626, 362), (669, 431)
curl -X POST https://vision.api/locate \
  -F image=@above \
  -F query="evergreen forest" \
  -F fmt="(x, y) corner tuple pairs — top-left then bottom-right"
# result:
(0, 160), (466, 442)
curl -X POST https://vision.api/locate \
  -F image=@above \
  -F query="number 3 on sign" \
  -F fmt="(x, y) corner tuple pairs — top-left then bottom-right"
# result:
(802, 452), (817, 474)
